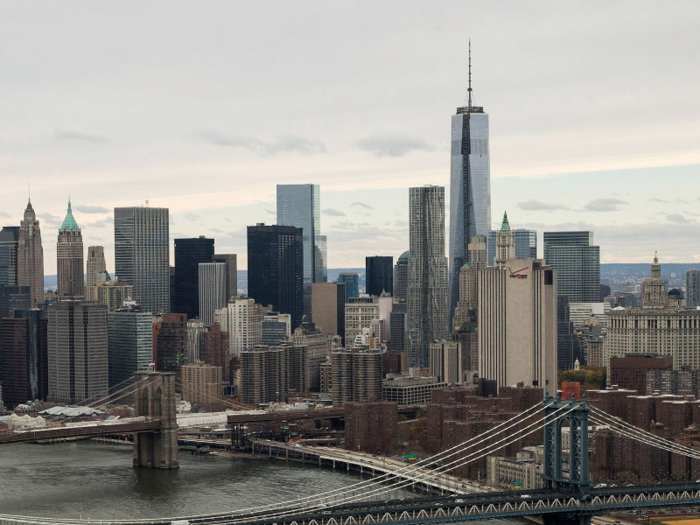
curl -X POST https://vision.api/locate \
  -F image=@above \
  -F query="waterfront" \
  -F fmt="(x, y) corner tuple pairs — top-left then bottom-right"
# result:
(0, 442), (526, 524)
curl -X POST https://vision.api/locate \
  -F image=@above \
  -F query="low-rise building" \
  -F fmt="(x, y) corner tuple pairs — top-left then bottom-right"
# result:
(382, 377), (447, 405)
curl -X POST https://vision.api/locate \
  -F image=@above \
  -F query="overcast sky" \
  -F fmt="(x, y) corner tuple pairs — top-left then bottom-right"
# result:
(1, 1), (699, 274)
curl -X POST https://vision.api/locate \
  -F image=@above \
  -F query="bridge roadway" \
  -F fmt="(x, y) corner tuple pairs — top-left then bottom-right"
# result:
(0, 420), (162, 444)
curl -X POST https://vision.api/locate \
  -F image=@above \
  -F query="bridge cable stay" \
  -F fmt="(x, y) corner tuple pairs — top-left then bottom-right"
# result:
(217, 404), (581, 524)
(589, 408), (700, 459)
(184, 402), (547, 521)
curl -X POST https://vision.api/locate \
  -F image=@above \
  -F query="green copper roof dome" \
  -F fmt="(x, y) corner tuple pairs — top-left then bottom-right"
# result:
(60, 199), (81, 233)
(399, 250), (410, 260)
(461, 262), (472, 270)
(499, 211), (510, 232)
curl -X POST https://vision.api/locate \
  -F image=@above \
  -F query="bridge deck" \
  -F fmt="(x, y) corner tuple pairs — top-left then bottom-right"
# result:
(0, 421), (161, 444)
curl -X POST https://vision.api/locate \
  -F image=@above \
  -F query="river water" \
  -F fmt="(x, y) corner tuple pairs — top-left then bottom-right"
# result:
(0, 442), (525, 523)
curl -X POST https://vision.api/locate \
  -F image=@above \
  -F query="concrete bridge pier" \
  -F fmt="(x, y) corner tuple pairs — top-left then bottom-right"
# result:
(133, 371), (179, 469)
(543, 513), (591, 525)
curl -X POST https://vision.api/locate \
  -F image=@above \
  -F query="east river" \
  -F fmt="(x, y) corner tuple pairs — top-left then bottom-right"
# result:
(0, 442), (526, 524)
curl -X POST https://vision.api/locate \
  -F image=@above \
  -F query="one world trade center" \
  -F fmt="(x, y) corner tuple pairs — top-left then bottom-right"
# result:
(448, 43), (491, 320)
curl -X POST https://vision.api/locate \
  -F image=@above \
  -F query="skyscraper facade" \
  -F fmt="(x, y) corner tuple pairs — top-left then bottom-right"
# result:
(48, 301), (108, 404)
(247, 224), (304, 328)
(393, 252), (409, 301)
(687, 268), (700, 309)
(57, 200), (84, 299)
(311, 283), (345, 343)
(107, 303), (153, 389)
(448, 52), (491, 317)
(543, 231), (600, 303)
(174, 236), (215, 319)
(338, 273), (359, 303)
(212, 254), (237, 302)
(17, 200), (44, 308)
(366, 256), (394, 296)
(0, 226), (20, 286)
(486, 228), (537, 266)
(155, 313), (188, 374)
(407, 186), (449, 368)
(276, 184), (326, 285)
(114, 206), (170, 314)
(198, 262), (227, 328)
(86, 246), (106, 288)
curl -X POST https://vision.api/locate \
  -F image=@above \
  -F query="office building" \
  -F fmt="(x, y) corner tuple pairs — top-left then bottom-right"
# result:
(0, 226), (20, 287)
(0, 310), (48, 409)
(114, 206), (170, 314)
(48, 301), (108, 404)
(212, 254), (237, 302)
(430, 340), (463, 385)
(247, 224), (304, 328)
(393, 252), (409, 301)
(17, 200), (44, 308)
(107, 303), (153, 389)
(261, 311), (292, 346)
(173, 236), (214, 319)
(0, 286), (31, 365)
(448, 47), (491, 317)
(155, 313), (188, 374)
(478, 258), (558, 395)
(366, 256), (393, 296)
(199, 324), (232, 391)
(276, 184), (326, 284)
(486, 229), (537, 267)
(330, 347), (383, 405)
(338, 272), (359, 303)
(291, 321), (330, 391)
(57, 200), (84, 299)
(311, 282), (345, 343)
(382, 377), (447, 406)
(198, 262), (226, 328)
(388, 308), (406, 353)
(543, 231), (600, 303)
(407, 186), (449, 368)
(86, 246), (106, 289)
(557, 295), (575, 370)
(227, 297), (268, 356)
(345, 295), (379, 346)
(687, 268), (700, 309)
(181, 362), (223, 411)
(186, 318), (204, 363)
(87, 274), (133, 312)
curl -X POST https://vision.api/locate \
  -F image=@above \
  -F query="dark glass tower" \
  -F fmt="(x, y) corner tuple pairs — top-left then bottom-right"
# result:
(365, 256), (394, 297)
(173, 236), (215, 318)
(0, 226), (20, 286)
(247, 224), (304, 328)
(543, 231), (600, 303)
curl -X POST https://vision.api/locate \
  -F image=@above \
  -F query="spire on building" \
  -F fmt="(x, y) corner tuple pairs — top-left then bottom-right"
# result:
(499, 211), (510, 232)
(495, 211), (515, 269)
(467, 39), (473, 109)
(60, 199), (81, 233)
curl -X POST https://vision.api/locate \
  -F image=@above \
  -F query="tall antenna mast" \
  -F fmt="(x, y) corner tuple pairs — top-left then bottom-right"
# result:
(468, 39), (473, 110)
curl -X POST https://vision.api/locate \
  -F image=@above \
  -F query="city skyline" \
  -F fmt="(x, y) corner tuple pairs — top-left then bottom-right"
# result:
(1, 3), (699, 273)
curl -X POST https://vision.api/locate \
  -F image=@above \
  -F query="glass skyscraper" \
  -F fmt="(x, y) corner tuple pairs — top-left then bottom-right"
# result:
(173, 236), (215, 319)
(543, 231), (600, 303)
(448, 65), (491, 316)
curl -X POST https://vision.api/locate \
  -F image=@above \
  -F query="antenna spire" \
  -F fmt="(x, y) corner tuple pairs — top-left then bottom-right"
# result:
(468, 39), (473, 109)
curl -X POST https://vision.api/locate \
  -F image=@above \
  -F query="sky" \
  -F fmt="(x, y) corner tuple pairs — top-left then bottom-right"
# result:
(1, 1), (699, 274)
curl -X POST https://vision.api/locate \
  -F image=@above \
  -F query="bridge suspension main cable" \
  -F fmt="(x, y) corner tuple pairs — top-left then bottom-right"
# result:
(224, 402), (583, 524)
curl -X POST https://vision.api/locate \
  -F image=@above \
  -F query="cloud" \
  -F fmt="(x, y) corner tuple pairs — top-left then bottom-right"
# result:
(184, 213), (199, 222)
(194, 131), (326, 157)
(584, 198), (628, 212)
(667, 213), (695, 224)
(350, 202), (373, 210)
(648, 198), (668, 204)
(0, 212), (9, 218)
(85, 217), (113, 229)
(53, 129), (108, 144)
(265, 209), (275, 216)
(322, 208), (345, 217)
(73, 204), (109, 214)
(354, 135), (436, 158)
(517, 199), (570, 212)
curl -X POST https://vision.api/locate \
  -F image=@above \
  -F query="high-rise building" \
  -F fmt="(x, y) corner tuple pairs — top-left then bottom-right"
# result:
(338, 273), (359, 303)
(0, 226), (20, 286)
(198, 262), (226, 328)
(448, 45), (491, 317)
(687, 268), (700, 309)
(345, 295), (380, 347)
(0, 310), (48, 409)
(186, 318), (204, 363)
(493, 212), (516, 269)
(239, 343), (309, 404)
(366, 256), (393, 297)
(543, 231), (600, 303)
(311, 283), (345, 343)
(487, 228), (537, 266)
(173, 236), (215, 319)
(181, 362), (223, 411)
(247, 224), (304, 328)
(407, 186), (449, 368)
(114, 206), (170, 314)
(291, 321), (331, 391)
(388, 307), (406, 353)
(478, 258), (558, 395)
(87, 274), (133, 312)
(0, 286), (31, 373)
(86, 246), (106, 288)
(557, 295), (574, 371)
(57, 200), (84, 299)
(107, 303), (153, 389)
(261, 311), (292, 346)
(641, 252), (668, 308)
(212, 254), (238, 302)
(155, 313), (188, 374)
(276, 184), (326, 284)
(48, 301), (108, 404)
(330, 347), (383, 405)
(227, 297), (267, 356)
(429, 340), (463, 385)
(199, 324), (232, 392)
(393, 252), (409, 301)
(17, 200), (44, 308)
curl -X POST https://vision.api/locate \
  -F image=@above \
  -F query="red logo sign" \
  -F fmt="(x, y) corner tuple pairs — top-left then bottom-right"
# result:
(508, 266), (529, 279)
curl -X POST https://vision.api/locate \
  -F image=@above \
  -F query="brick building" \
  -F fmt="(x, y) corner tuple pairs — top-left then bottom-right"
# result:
(344, 401), (398, 453)
(609, 354), (673, 394)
